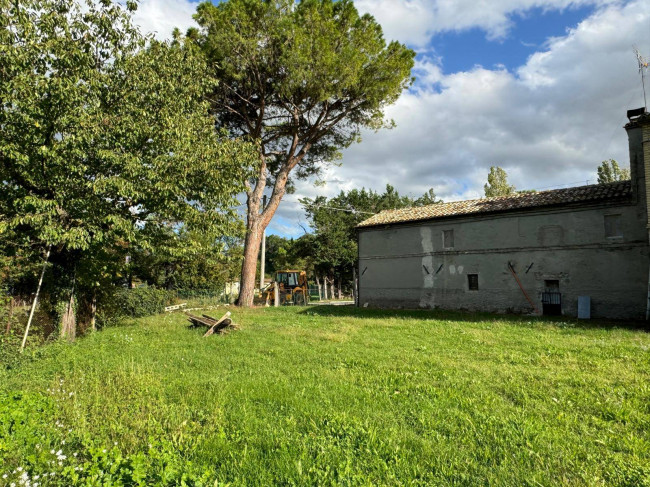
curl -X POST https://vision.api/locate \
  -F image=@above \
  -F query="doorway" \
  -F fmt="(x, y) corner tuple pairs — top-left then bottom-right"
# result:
(542, 280), (562, 316)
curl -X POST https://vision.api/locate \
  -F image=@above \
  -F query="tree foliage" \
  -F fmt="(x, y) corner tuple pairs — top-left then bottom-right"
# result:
(190, 0), (416, 306)
(414, 188), (443, 206)
(597, 159), (630, 184)
(0, 0), (256, 331)
(484, 166), (516, 198)
(264, 235), (306, 276)
(300, 185), (439, 287)
(130, 232), (244, 294)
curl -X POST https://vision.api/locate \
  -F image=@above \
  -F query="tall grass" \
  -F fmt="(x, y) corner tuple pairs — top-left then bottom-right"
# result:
(1, 307), (649, 485)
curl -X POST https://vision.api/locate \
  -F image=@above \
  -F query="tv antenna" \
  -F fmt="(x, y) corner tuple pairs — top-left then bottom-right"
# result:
(634, 47), (649, 110)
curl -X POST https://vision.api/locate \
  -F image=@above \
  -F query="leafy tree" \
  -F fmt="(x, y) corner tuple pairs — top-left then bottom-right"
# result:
(414, 188), (442, 206)
(0, 0), (255, 336)
(484, 166), (516, 197)
(300, 185), (438, 295)
(130, 232), (244, 295)
(191, 0), (415, 306)
(597, 159), (630, 184)
(264, 235), (307, 276)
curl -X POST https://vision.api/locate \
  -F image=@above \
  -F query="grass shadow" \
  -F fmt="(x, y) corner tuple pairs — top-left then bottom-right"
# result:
(298, 305), (649, 332)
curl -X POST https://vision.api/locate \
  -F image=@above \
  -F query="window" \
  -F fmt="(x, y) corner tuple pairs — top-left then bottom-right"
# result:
(544, 280), (560, 292)
(604, 214), (623, 238)
(443, 229), (454, 248)
(468, 274), (479, 291)
(276, 272), (298, 287)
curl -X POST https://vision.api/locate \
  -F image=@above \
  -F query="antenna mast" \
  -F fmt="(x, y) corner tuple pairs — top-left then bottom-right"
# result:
(634, 47), (649, 110)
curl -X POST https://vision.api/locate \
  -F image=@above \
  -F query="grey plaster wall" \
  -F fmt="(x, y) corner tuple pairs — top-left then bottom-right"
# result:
(358, 201), (648, 319)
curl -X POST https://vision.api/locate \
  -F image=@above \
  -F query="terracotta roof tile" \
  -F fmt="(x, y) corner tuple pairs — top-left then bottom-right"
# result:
(357, 180), (632, 228)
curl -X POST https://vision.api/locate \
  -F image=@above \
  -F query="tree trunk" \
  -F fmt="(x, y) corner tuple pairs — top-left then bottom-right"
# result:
(337, 278), (342, 300)
(330, 278), (335, 301)
(60, 293), (76, 342)
(90, 291), (97, 332)
(323, 277), (328, 301)
(237, 145), (310, 307)
(315, 275), (322, 300)
(237, 218), (263, 307)
(5, 297), (14, 334)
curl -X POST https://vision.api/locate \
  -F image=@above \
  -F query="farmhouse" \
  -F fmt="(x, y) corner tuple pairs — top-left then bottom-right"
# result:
(356, 109), (650, 319)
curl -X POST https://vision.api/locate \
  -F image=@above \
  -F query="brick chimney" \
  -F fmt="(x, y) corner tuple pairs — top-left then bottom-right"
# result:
(625, 108), (650, 227)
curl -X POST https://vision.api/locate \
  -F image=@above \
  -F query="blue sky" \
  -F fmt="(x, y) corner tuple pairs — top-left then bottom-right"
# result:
(432, 6), (596, 75)
(132, 0), (650, 238)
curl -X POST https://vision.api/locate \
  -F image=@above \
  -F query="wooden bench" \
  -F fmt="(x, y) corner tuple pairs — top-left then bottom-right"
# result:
(185, 311), (234, 337)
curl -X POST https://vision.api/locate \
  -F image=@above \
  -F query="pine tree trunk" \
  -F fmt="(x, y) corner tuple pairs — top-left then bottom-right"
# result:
(237, 218), (263, 307)
(237, 148), (304, 307)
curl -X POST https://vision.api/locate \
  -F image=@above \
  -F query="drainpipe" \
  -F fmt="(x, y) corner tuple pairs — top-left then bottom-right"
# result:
(647, 229), (650, 320)
(646, 124), (650, 320)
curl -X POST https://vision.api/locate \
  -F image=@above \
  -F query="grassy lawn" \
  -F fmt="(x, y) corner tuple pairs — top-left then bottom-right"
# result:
(1, 307), (649, 486)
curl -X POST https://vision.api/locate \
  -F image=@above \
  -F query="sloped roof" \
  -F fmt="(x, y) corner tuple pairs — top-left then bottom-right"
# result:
(357, 180), (632, 228)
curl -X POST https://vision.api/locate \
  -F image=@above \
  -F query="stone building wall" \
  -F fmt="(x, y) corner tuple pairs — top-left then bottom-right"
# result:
(357, 111), (650, 320)
(358, 201), (647, 318)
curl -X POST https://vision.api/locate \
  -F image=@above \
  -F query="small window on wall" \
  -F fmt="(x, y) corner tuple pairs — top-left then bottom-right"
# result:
(544, 280), (560, 292)
(468, 274), (479, 291)
(443, 229), (454, 248)
(604, 214), (623, 238)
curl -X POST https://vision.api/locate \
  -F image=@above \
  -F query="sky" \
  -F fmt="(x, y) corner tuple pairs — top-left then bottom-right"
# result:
(130, 0), (650, 238)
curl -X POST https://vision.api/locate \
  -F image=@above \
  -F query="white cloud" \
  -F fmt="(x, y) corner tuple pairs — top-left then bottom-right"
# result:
(118, 0), (650, 237)
(354, 0), (617, 46)
(268, 0), (650, 236)
(129, 0), (197, 40)
(354, 0), (437, 46)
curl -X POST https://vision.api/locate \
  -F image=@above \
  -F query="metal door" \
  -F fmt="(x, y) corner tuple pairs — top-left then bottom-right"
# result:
(542, 280), (561, 316)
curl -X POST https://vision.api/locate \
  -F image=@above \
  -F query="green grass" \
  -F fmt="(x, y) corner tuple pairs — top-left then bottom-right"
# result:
(1, 307), (650, 486)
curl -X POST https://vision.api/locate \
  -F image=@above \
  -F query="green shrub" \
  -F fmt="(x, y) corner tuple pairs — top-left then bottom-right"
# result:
(97, 287), (174, 328)
(0, 333), (22, 370)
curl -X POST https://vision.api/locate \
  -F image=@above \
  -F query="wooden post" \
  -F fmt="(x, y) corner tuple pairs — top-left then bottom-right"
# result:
(21, 246), (50, 352)
(203, 311), (232, 337)
(352, 268), (357, 306)
(273, 281), (279, 307)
